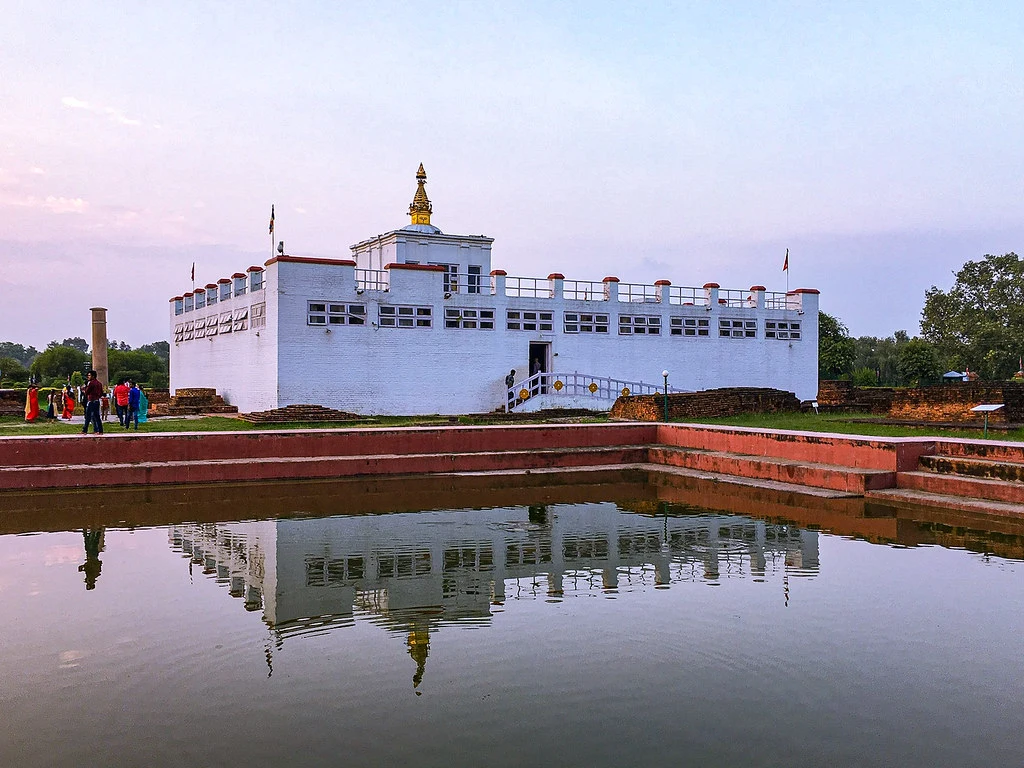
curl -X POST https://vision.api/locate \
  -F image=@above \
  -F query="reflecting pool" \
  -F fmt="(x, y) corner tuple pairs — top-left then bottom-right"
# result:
(2, 477), (1023, 767)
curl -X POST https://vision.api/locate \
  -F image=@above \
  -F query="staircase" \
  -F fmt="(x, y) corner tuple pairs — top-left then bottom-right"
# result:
(507, 372), (683, 413)
(867, 440), (1024, 514)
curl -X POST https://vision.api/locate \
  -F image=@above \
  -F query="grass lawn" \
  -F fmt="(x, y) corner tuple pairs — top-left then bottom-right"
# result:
(683, 411), (1024, 442)
(0, 411), (608, 437)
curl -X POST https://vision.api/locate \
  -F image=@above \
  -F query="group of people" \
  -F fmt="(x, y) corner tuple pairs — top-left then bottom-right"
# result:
(23, 373), (149, 434)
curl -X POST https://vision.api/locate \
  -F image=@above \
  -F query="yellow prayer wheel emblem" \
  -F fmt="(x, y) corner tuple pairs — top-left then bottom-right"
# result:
(588, 382), (598, 393)
(621, 387), (630, 397)
(519, 388), (530, 400)
(553, 380), (564, 391)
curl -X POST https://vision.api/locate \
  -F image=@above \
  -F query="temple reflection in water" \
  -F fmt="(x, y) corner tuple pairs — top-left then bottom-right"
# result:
(169, 503), (818, 685)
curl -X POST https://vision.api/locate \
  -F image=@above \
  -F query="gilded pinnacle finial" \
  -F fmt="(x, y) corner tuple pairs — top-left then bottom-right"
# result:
(409, 163), (432, 225)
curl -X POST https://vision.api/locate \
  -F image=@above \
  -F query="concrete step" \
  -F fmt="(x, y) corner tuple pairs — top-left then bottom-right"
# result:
(0, 444), (650, 491)
(866, 487), (1024, 517)
(934, 441), (1024, 465)
(920, 454), (1024, 483)
(896, 470), (1024, 506)
(648, 445), (896, 494)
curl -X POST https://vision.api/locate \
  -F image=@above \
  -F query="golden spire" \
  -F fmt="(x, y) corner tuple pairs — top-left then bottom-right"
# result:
(408, 163), (432, 225)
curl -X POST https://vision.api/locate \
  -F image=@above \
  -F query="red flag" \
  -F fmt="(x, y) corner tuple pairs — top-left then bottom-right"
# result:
(783, 248), (789, 272)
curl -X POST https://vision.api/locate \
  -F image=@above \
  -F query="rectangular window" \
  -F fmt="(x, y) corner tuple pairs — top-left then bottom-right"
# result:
(618, 315), (661, 335)
(184, 295), (194, 313)
(233, 307), (248, 331)
(174, 323), (184, 342)
(234, 276), (247, 297)
(250, 272), (264, 292)
(206, 315), (218, 336)
(219, 311), (233, 334)
(183, 321), (194, 340)
(670, 317), (710, 337)
(307, 301), (327, 326)
(765, 320), (801, 340)
(194, 316), (206, 339)
(379, 305), (432, 328)
(430, 263), (459, 293)
(326, 303), (366, 326)
(207, 287), (218, 306)
(564, 312), (609, 334)
(194, 291), (206, 310)
(220, 283), (231, 301)
(174, 299), (184, 316)
(468, 265), (482, 294)
(506, 310), (553, 331)
(251, 302), (266, 329)
(445, 307), (495, 329)
(719, 318), (757, 338)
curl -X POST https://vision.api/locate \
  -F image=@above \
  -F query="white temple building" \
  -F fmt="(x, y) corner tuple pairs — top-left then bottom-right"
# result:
(169, 166), (819, 415)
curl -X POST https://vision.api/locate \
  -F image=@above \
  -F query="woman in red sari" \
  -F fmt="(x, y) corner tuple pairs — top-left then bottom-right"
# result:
(24, 385), (40, 422)
(61, 385), (75, 420)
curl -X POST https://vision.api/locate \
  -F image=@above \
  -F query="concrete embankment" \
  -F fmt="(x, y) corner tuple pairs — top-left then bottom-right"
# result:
(1, 423), (1022, 516)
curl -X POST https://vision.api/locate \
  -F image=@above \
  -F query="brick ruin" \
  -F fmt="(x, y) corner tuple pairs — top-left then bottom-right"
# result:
(610, 387), (801, 422)
(817, 380), (1024, 424)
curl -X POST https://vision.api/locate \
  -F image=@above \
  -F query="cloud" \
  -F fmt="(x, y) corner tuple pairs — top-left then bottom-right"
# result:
(294, 207), (307, 214)
(0, 192), (87, 213)
(29, 167), (45, 175)
(61, 95), (143, 127)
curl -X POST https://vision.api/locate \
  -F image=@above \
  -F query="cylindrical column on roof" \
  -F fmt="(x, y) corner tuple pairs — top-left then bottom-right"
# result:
(90, 307), (109, 386)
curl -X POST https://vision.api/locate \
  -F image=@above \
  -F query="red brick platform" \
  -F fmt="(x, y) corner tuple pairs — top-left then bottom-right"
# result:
(1, 423), (1021, 516)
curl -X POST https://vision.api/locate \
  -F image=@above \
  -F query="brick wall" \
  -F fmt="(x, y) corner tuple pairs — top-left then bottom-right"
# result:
(818, 381), (1024, 423)
(610, 387), (801, 421)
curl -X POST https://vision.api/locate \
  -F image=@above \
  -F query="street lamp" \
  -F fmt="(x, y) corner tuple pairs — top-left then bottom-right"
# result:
(662, 370), (669, 422)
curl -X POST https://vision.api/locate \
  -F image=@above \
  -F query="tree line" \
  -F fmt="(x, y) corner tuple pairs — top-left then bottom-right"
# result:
(0, 338), (169, 389)
(821, 252), (1024, 385)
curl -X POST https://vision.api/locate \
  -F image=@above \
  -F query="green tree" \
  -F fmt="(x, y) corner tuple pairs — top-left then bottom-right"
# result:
(896, 338), (941, 386)
(31, 346), (90, 381)
(60, 337), (89, 353)
(921, 252), (1024, 379)
(137, 340), (169, 361)
(0, 342), (39, 367)
(818, 312), (856, 379)
(0, 356), (30, 384)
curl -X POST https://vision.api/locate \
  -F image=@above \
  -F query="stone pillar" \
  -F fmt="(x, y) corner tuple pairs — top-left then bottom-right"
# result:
(90, 307), (109, 387)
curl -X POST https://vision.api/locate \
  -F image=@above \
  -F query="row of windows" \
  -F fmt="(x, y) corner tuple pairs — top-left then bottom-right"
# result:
(303, 302), (800, 339)
(175, 275), (264, 315)
(174, 303), (265, 341)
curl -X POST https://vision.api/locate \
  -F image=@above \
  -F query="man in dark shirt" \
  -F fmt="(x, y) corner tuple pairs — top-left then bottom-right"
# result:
(82, 370), (104, 435)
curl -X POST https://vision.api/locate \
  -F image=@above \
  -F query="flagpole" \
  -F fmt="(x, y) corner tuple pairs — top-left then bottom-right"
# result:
(269, 204), (275, 259)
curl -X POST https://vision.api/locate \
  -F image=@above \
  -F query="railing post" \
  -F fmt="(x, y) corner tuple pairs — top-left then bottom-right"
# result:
(490, 269), (507, 297)
(547, 273), (564, 299)
(603, 276), (619, 302)
(703, 282), (720, 309)
(655, 279), (671, 304)
(749, 285), (765, 309)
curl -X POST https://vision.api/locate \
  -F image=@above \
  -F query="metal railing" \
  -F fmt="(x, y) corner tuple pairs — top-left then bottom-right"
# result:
(764, 291), (795, 310)
(355, 269), (389, 292)
(506, 371), (686, 412)
(563, 280), (607, 301)
(667, 286), (709, 306)
(618, 282), (661, 303)
(717, 288), (754, 308)
(504, 276), (554, 298)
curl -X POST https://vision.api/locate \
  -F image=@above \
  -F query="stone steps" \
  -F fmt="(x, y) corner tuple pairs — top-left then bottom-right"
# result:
(241, 404), (364, 424)
(866, 487), (1024, 517)
(919, 454), (1024, 483)
(648, 445), (895, 494)
(896, 470), (1024, 506)
(0, 444), (650, 490)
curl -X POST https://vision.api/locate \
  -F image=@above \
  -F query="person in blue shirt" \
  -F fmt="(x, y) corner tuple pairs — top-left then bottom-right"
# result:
(127, 381), (142, 430)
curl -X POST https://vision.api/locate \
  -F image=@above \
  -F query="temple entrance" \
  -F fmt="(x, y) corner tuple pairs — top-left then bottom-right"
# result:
(529, 342), (551, 395)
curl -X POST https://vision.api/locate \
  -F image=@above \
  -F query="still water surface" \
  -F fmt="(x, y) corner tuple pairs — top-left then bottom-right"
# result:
(1, 498), (1022, 767)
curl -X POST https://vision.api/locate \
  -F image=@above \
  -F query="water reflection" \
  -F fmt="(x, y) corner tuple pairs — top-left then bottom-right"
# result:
(169, 503), (819, 687)
(79, 528), (105, 590)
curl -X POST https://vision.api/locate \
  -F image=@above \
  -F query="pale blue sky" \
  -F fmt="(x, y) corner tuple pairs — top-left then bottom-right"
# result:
(2, 0), (1022, 347)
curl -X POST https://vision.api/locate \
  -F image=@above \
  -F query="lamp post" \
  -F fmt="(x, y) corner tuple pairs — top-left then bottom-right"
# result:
(662, 370), (669, 422)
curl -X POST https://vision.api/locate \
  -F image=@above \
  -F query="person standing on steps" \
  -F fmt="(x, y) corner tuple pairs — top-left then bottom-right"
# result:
(505, 369), (517, 409)
(82, 370), (104, 435)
